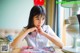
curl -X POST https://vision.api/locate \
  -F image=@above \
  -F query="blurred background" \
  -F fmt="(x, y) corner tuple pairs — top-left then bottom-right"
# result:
(0, 0), (80, 50)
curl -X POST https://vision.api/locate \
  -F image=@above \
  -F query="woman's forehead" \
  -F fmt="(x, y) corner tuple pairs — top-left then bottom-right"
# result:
(34, 14), (45, 18)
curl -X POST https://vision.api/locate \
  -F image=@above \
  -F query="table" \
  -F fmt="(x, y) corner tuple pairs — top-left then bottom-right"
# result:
(62, 46), (80, 53)
(11, 47), (64, 53)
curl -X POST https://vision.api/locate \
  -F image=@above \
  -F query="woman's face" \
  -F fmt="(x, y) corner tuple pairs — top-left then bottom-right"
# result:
(33, 15), (45, 27)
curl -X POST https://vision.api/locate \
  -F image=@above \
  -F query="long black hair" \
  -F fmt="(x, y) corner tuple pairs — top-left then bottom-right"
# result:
(24, 6), (46, 29)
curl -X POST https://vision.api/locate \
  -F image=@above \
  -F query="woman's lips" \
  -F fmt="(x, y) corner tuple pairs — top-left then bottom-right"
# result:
(36, 25), (41, 28)
(37, 25), (40, 27)
(38, 25), (40, 27)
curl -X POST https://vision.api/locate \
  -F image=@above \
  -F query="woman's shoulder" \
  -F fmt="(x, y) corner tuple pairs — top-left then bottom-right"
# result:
(43, 25), (51, 31)
(43, 25), (54, 35)
(43, 25), (51, 29)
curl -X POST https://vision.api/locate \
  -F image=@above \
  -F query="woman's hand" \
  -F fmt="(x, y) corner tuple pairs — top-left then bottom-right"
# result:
(27, 27), (38, 33)
(27, 26), (45, 35)
(37, 26), (45, 35)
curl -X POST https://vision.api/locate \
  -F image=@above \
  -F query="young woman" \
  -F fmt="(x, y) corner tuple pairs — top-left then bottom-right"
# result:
(11, 6), (63, 49)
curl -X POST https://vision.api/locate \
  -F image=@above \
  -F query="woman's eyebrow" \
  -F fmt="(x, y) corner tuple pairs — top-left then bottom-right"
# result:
(35, 15), (45, 19)
(35, 15), (39, 18)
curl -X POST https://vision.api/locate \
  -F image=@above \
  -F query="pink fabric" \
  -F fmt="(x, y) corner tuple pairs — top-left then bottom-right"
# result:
(20, 46), (55, 53)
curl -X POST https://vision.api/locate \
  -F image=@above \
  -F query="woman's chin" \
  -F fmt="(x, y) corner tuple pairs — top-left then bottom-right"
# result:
(37, 25), (41, 27)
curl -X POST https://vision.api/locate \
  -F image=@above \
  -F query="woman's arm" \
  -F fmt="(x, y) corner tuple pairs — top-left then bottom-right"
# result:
(42, 32), (64, 49)
(10, 29), (29, 48)
(37, 26), (64, 49)
(10, 27), (38, 49)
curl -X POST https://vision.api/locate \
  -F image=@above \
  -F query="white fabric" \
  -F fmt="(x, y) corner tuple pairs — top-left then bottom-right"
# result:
(24, 25), (55, 48)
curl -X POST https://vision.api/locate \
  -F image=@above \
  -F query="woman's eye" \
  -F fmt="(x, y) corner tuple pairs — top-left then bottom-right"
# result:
(42, 18), (45, 20)
(36, 18), (39, 20)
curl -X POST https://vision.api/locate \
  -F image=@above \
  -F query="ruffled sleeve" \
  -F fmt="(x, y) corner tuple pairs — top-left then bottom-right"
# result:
(43, 25), (55, 36)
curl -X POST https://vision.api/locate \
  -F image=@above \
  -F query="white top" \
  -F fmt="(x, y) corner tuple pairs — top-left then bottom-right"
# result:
(24, 25), (55, 48)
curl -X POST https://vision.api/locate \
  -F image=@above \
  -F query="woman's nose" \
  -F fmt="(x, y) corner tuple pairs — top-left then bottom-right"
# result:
(39, 19), (42, 24)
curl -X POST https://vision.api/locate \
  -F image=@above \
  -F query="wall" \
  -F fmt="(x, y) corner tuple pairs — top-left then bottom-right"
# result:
(0, 0), (33, 29)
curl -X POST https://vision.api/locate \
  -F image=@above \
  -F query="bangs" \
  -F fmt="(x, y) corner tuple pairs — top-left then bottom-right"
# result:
(35, 14), (45, 18)
(32, 6), (46, 17)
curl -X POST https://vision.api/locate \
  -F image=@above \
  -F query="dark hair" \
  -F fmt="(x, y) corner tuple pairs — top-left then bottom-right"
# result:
(25, 6), (46, 29)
